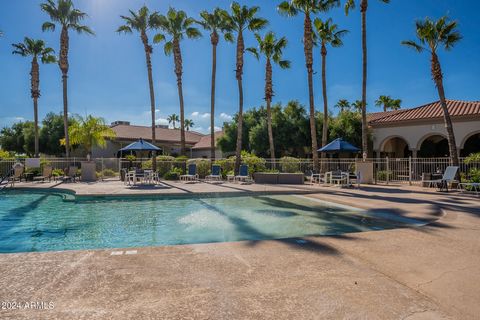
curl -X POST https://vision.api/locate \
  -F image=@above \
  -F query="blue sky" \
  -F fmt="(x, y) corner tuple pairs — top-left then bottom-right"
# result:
(0, 0), (479, 133)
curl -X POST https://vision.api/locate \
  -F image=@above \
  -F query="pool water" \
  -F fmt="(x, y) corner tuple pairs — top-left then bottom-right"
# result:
(0, 191), (423, 253)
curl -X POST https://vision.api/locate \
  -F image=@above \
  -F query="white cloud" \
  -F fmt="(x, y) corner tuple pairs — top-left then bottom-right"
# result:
(219, 112), (232, 121)
(191, 111), (210, 119)
(207, 126), (222, 132)
(155, 118), (169, 125)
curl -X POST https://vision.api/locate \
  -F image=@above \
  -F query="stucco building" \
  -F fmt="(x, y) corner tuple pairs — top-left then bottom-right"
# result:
(91, 121), (224, 158)
(369, 100), (480, 158)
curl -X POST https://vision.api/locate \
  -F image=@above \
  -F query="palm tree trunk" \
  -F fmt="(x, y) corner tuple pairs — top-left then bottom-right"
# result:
(173, 38), (186, 156)
(431, 52), (459, 166)
(141, 31), (157, 170)
(321, 43), (328, 166)
(31, 56), (40, 158)
(60, 26), (70, 158)
(265, 58), (275, 165)
(210, 32), (219, 160)
(361, 0), (369, 157)
(234, 30), (245, 175)
(304, 13), (319, 171)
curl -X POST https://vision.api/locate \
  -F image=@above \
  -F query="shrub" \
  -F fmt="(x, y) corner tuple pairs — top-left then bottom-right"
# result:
(175, 155), (188, 161)
(164, 167), (183, 180)
(25, 167), (41, 176)
(52, 168), (65, 177)
(101, 169), (117, 177)
(214, 158), (235, 178)
(279, 156), (301, 173)
(376, 170), (392, 181)
(465, 152), (480, 164)
(142, 155), (176, 176)
(0, 149), (13, 159)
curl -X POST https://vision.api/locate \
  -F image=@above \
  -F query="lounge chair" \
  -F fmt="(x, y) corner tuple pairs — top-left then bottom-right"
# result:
(8, 165), (24, 187)
(62, 166), (78, 183)
(234, 164), (252, 183)
(458, 182), (480, 195)
(310, 170), (325, 185)
(180, 164), (199, 183)
(206, 164), (222, 182)
(33, 165), (53, 182)
(423, 166), (459, 192)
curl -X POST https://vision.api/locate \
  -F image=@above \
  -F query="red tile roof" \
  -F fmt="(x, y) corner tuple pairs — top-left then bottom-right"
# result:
(111, 124), (204, 144)
(368, 99), (480, 126)
(192, 131), (224, 149)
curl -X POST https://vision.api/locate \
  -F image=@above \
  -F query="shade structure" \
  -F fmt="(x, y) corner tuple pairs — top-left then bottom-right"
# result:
(118, 138), (161, 152)
(318, 138), (360, 153)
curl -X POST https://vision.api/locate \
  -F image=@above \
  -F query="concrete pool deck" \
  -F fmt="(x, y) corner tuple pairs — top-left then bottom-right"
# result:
(0, 181), (479, 319)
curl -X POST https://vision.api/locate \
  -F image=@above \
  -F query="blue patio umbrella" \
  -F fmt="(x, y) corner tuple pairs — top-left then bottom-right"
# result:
(318, 138), (360, 153)
(119, 138), (161, 152)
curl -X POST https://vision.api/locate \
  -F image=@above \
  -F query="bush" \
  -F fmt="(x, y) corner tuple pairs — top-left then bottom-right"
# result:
(101, 169), (117, 177)
(164, 167), (183, 180)
(214, 158), (235, 178)
(142, 155), (176, 176)
(52, 168), (65, 177)
(279, 156), (301, 173)
(187, 158), (211, 178)
(25, 167), (41, 176)
(376, 170), (392, 181)
(465, 152), (480, 164)
(214, 152), (266, 177)
(0, 149), (13, 159)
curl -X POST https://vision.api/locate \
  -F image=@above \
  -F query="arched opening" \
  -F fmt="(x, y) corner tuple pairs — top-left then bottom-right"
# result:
(380, 137), (411, 158)
(461, 132), (480, 157)
(418, 135), (449, 157)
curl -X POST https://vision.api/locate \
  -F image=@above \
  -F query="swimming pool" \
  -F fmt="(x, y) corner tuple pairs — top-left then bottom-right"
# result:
(0, 190), (423, 253)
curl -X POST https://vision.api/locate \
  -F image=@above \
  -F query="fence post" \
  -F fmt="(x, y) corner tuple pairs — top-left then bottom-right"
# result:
(101, 158), (104, 181)
(408, 156), (412, 186)
(386, 156), (389, 185)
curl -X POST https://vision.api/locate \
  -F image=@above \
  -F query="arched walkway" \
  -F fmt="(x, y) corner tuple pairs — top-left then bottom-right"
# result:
(461, 132), (480, 157)
(379, 136), (411, 158)
(418, 134), (449, 157)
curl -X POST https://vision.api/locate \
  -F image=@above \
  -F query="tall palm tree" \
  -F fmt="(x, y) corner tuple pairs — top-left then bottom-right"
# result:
(61, 115), (116, 158)
(167, 113), (179, 129)
(196, 8), (233, 160)
(12, 38), (56, 158)
(223, 2), (267, 174)
(335, 99), (351, 112)
(184, 119), (194, 131)
(375, 95), (401, 112)
(345, 0), (389, 157)
(117, 6), (159, 169)
(402, 16), (462, 166)
(153, 8), (202, 156)
(278, 0), (339, 170)
(41, 0), (94, 158)
(247, 31), (290, 163)
(313, 18), (348, 153)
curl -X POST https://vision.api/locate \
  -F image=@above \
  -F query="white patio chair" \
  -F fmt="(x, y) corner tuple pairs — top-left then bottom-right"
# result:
(423, 166), (459, 192)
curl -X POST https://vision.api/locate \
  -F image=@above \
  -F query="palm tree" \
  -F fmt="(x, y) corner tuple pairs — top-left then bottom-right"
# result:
(375, 95), (401, 112)
(196, 8), (233, 160)
(12, 38), (56, 158)
(345, 0), (389, 157)
(184, 119), (194, 131)
(61, 115), (116, 158)
(153, 8), (202, 156)
(223, 2), (267, 174)
(402, 16), (462, 166)
(313, 18), (348, 154)
(278, 0), (339, 170)
(41, 0), (94, 158)
(247, 31), (290, 163)
(352, 100), (364, 112)
(335, 99), (351, 112)
(117, 6), (159, 169)
(167, 113), (179, 129)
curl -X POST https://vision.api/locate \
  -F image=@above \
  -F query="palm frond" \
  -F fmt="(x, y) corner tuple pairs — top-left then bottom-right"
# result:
(401, 40), (424, 52)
